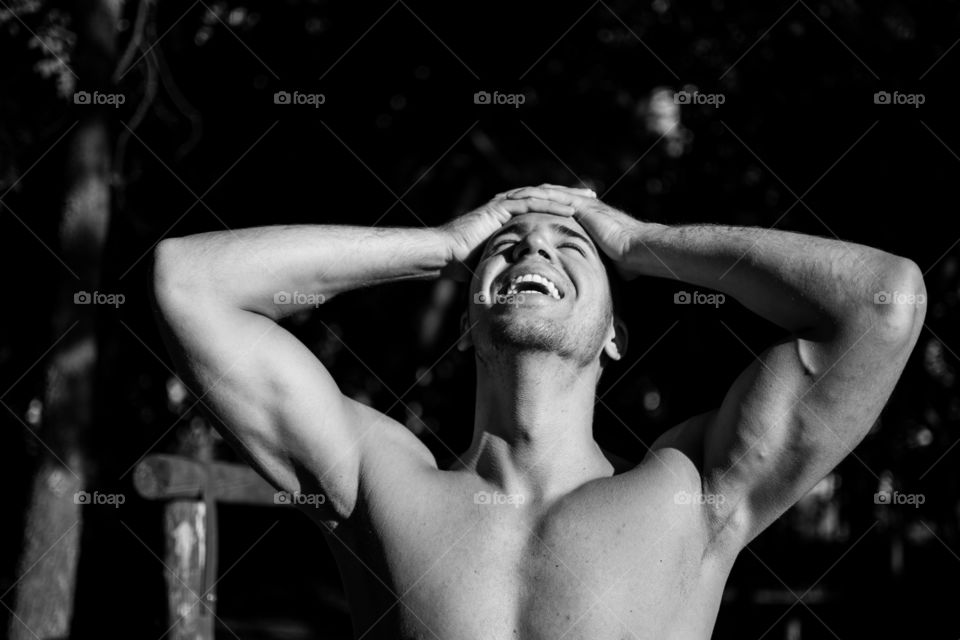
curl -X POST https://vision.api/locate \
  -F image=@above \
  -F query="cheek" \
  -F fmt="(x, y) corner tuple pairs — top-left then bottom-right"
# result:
(475, 259), (504, 291)
(580, 273), (615, 319)
(575, 266), (605, 300)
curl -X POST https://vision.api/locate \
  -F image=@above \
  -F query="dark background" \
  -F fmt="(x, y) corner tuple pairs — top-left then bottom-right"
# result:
(2, 0), (959, 638)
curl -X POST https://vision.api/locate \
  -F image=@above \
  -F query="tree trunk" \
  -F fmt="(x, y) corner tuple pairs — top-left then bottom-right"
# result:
(7, 1), (121, 637)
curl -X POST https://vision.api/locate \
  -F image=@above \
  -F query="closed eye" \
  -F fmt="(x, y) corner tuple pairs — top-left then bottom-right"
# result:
(560, 242), (586, 256)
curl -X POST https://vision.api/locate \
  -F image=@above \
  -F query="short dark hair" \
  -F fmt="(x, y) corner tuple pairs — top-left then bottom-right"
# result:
(597, 250), (627, 321)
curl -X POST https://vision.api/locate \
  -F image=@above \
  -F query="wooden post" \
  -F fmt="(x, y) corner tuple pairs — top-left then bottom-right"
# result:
(163, 498), (214, 639)
(133, 449), (283, 639)
(162, 428), (216, 640)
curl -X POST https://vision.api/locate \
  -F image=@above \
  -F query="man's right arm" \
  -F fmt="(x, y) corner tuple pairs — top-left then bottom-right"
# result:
(150, 193), (575, 527)
(152, 225), (451, 525)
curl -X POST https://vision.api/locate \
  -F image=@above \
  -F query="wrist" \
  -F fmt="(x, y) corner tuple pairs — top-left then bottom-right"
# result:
(622, 221), (669, 277)
(433, 224), (459, 264)
(434, 225), (473, 282)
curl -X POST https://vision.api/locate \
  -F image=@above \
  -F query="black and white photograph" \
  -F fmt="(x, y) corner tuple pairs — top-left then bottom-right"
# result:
(0, 1), (957, 638)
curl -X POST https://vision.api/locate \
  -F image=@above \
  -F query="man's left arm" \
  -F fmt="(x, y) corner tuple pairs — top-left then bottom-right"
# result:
(503, 186), (926, 549)
(626, 223), (925, 550)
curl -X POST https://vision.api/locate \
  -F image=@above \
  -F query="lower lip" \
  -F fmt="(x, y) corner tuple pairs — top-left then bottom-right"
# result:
(496, 290), (562, 305)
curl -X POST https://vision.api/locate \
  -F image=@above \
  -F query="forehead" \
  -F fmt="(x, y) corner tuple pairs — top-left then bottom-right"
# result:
(485, 213), (594, 247)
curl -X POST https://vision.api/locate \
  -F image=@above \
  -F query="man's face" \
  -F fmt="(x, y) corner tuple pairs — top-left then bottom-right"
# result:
(466, 212), (617, 367)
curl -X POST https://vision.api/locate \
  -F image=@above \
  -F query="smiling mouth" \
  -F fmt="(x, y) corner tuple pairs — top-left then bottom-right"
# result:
(501, 273), (564, 300)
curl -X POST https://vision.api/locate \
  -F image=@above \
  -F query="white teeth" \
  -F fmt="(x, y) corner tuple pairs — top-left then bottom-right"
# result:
(504, 273), (562, 300)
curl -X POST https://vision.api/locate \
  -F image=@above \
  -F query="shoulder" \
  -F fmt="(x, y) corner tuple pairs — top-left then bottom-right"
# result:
(351, 401), (438, 472)
(625, 411), (748, 555)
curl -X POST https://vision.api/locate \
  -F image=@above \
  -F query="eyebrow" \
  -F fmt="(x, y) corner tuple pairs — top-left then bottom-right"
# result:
(486, 221), (597, 255)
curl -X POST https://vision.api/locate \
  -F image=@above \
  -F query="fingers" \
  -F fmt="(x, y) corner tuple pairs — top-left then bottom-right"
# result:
(503, 186), (593, 208)
(496, 184), (597, 200)
(498, 197), (575, 217)
(539, 184), (597, 198)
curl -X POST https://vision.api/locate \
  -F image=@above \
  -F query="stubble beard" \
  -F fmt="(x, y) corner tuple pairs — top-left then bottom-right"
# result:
(483, 309), (609, 370)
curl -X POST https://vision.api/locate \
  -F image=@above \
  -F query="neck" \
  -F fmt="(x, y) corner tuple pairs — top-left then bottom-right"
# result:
(461, 350), (612, 503)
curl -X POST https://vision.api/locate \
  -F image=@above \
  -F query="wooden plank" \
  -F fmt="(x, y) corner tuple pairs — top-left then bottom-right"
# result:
(134, 455), (280, 505)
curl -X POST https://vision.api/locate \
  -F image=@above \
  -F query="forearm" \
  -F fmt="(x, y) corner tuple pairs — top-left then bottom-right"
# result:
(625, 223), (923, 337)
(155, 225), (451, 319)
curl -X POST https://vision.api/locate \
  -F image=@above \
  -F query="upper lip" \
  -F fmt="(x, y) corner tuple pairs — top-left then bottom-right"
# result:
(497, 265), (568, 300)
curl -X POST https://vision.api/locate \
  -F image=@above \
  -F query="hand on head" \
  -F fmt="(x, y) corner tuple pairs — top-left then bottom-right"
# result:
(500, 185), (643, 278)
(441, 184), (641, 282)
(441, 185), (585, 281)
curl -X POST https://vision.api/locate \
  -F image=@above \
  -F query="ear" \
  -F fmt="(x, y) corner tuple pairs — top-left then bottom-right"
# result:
(457, 310), (474, 352)
(601, 315), (628, 362)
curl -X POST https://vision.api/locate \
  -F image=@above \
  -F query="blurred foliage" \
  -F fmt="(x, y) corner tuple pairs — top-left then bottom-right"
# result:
(2, 0), (960, 637)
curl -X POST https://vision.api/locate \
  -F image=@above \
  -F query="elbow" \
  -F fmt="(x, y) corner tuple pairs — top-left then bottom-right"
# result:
(872, 257), (926, 345)
(151, 238), (195, 317)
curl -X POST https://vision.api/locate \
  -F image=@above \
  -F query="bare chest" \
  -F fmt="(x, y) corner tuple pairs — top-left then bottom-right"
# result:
(334, 477), (726, 640)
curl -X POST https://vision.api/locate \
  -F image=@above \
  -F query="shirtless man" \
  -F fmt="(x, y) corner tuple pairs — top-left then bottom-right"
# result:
(152, 184), (925, 639)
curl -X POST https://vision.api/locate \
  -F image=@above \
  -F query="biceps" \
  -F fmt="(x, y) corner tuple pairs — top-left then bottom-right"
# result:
(702, 338), (854, 542)
(702, 340), (810, 509)
(704, 331), (909, 543)
(159, 303), (361, 505)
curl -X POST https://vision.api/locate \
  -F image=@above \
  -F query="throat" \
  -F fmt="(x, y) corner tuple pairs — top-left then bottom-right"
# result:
(466, 352), (612, 503)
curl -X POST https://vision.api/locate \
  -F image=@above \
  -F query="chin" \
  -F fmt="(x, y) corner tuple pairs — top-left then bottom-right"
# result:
(486, 315), (593, 366)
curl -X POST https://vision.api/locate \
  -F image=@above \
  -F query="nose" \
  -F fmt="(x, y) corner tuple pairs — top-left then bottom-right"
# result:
(511, 229), (556, 263)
